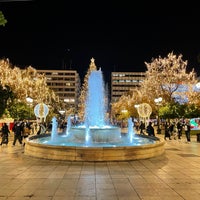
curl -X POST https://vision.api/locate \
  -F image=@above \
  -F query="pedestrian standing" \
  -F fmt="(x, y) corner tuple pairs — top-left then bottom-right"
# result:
(139, 121), (145, 135)
(184, 120), (191, 143)
(176, 120), (183, 140)
(146, 121), (155, 136)
(164, 122), (172, 140)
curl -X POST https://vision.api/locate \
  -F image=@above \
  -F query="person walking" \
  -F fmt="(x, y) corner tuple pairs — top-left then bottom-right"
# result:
(0, 123), (10, 145)
(12, 121), (23, 146)
(21, 120), (31, 146)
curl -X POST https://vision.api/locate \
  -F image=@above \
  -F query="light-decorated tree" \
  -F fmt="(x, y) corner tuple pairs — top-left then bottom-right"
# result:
(111, 52), (199, 120)
(141, 52), (198, 105)
(0, 11), (7, 26)
(77, 57), (97, 121)
(0, 58), (59, 118)
(0, 59), (58, 105)
(111, 93), (134, 121)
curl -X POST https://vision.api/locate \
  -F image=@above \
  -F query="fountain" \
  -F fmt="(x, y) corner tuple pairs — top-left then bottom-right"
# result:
(65, 69), (122, 144)
(24, 59), (165, 161)
(51, 117), (58, 141)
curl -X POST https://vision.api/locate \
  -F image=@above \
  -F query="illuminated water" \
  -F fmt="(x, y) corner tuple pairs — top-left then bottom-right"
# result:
(29, 67), (157, 147)
(64, 68), (122, 144)
(31, 133), (156, 147)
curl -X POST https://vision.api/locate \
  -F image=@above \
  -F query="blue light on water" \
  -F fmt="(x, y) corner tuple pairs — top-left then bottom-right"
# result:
(31, 65), (157, 148)
(30, 134), (156, 147)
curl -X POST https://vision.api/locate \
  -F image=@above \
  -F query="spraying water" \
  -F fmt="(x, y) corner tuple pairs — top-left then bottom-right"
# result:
(29, 58), (159, 155)
(51, 60), (137, 144)
(84, 69), (106, 127)
(51, 117), (58, 141)
(66, 115), (71, 136)
(128, 117), (134, 142)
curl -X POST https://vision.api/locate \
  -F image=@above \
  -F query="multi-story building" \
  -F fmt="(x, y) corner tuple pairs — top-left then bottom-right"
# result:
(111, 71), (146, 103)
(36, 69), (81, 110)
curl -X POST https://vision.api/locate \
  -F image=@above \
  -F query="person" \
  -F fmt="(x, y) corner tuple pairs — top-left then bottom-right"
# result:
(37, 123), (46, 135)
(146, 121), (155, 136)
(169, 121), (177, 140)
(12, 121), (23, 146)
(164, 122), (172, 140)
(134, 120), (140, 132)
(0, 123), (10, 145)
(184, 120), (191, 143)
(21, 120), (31, 146)
(176, 120), (183, 140)
(139, 121), (145, 135)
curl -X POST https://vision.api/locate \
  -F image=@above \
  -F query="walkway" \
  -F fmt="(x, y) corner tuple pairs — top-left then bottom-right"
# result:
(0, 133), (200, 199)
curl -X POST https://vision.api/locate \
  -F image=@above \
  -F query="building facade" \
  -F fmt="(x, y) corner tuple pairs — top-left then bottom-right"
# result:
(37, 69), (81, 110)
(36, 70), (145, 113)
(111, 72), (146, 103)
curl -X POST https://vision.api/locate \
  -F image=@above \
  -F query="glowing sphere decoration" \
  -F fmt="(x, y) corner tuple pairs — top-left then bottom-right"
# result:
(34, 103), (49, 118)
(137, 103), (152, 118)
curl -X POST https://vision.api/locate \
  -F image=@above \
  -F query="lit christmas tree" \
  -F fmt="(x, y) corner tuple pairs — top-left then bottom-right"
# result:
(78, 58), (97, 121)
(0, 11), (7, 26)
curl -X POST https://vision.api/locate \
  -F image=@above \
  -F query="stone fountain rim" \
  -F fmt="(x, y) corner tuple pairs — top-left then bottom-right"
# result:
(24, 134), (165, 161)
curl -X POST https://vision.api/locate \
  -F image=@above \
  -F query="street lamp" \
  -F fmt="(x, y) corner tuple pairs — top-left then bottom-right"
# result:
(196, 82), (200, 90)
(154, 97), (162, 134)
(154, 97), (162, 104)
(134, 104), (140, 109)
(59, 110), (65, 115)
(26, 97), (33, 119)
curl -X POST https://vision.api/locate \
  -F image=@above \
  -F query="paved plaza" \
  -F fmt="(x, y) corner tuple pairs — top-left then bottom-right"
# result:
(1, 133), (200, 200)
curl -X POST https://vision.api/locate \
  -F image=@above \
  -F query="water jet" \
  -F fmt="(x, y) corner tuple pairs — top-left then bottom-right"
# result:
(24, 59), (165, 161)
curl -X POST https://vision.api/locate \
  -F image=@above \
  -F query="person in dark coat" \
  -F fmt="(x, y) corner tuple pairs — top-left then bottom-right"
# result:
(12, 121), (23, 146)
(146, 121), (155, 136)
(176, 120), (183, 140)
(184, 120), (191, 143)
(164, 122), (172, 140)
(0, 123), (10, 145)
(139, 121), (145, 134)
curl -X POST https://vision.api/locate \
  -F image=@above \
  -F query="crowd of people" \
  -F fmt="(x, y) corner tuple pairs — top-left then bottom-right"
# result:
(134, 118), (192, 143)
(163, 119), (191, 143)
(0, 117), (194, 146)
(0, 119), (50, 146)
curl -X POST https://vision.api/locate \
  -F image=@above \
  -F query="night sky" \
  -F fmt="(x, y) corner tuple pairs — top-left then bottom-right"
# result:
(1, 0), (200, 82)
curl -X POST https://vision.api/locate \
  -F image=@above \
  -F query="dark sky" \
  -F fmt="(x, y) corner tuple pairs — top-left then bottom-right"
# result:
(1, 0), (200, 82)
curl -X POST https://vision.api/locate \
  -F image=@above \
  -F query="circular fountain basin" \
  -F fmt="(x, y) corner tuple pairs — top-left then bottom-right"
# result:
(24, 133), (165, 161)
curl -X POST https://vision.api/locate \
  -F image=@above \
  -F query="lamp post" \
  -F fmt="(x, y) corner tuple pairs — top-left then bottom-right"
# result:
(26, 97), (33, 120)
(59, 110), (65, 115)
(154, 97), (162, 134)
